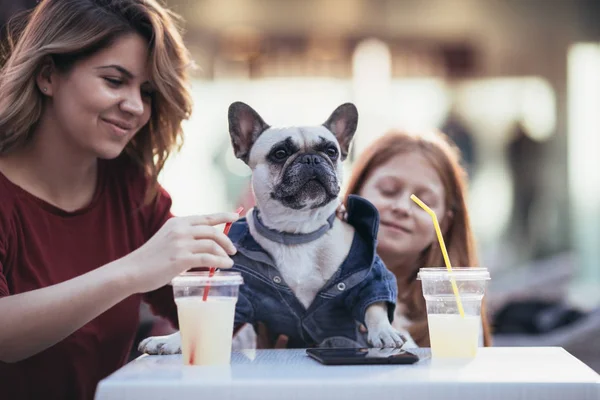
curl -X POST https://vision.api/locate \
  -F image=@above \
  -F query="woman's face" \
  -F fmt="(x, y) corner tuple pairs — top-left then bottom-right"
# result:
(45, 33), (153, 160)
(359, 151), (448, 264)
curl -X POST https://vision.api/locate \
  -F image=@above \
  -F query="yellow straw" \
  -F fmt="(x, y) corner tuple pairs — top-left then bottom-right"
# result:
(410, 194), (465, 318)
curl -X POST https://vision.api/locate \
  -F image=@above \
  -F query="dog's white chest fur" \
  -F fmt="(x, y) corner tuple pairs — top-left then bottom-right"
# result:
(247, 209), (354, 309)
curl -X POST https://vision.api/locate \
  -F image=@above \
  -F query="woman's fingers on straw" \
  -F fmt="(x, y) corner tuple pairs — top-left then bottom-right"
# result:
(188, 212), (239, 226)
(190, 239), (229, 257)
(191, 225), (237, 255)
(189, 253), (234, 270)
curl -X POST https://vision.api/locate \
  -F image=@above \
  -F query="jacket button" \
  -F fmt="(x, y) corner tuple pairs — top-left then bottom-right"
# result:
(337, 282), (346, 291)
(273, 276), (282, 284)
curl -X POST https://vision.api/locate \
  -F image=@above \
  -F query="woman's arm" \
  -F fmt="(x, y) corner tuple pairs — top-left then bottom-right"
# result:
(0, 213), (239, 363)
(0, 260), (132, 363)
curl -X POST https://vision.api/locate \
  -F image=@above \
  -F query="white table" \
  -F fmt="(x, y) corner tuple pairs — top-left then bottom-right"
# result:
(95, 347), (600, 400)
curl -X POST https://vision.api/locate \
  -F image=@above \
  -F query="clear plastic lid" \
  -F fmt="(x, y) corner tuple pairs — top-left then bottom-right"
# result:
(171, 271), (243, 287)
(417, 267), (490, 281)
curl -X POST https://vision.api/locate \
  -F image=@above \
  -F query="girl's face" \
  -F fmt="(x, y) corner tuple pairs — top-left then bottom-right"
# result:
(359, 151), (448, 265)
(42, 33), (153, 160)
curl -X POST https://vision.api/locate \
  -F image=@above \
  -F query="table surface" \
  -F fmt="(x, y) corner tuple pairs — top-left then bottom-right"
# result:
(95, 347), (600, 400)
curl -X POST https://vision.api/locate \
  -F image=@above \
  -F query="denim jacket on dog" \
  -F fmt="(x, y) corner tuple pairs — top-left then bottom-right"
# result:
(229, 194), (398, 348)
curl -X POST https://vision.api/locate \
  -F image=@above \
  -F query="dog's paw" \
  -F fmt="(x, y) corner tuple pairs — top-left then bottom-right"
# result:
(397, 328), (418, 348)
(138, 331), (182, 355)
(367, 323), (405, 348)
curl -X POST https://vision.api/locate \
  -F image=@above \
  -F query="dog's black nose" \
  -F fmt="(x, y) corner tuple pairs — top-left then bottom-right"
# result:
(299, 154), (322, 165)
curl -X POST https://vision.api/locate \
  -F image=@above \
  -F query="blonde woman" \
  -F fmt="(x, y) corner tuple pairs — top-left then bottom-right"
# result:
(0, 1), (238, 398)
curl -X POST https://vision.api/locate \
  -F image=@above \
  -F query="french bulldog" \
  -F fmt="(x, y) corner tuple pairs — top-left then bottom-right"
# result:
(139, 102), (411, 354)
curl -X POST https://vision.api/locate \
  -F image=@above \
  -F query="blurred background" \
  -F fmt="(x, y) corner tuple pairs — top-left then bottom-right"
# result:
(3, 0), (600, 371)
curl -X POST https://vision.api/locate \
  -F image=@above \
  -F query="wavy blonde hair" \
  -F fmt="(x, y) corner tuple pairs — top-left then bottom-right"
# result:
(0, 0), (193, 202)
(344, 130), (492, 346)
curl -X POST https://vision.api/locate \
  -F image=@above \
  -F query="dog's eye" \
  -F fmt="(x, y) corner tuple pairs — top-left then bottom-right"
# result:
(326, 147), (338, 158)
(274, 149), (288, 160)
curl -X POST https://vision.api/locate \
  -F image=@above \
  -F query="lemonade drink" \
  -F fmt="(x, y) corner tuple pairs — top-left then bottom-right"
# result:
(427, 314), (480, 358)
(418, 267), (490, 359)
(171, 271), (243, 366)
(176, 296), (237, 365)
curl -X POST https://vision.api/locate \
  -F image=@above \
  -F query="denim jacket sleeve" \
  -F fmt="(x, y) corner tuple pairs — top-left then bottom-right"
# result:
(344, 254), (398, 325)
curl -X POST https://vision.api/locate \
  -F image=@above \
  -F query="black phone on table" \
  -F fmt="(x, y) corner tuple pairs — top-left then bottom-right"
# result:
(306, 347), (420, 365)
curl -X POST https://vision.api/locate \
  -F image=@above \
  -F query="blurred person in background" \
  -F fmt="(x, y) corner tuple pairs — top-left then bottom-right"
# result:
(0, 1), (238, 398)
(440, 107), (477, 178)
(342, 130), (492, 347)
(506, 120), (546, 261)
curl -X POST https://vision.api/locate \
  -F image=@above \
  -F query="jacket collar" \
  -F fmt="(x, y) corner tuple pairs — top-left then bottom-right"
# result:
(229, 195), (380, 270)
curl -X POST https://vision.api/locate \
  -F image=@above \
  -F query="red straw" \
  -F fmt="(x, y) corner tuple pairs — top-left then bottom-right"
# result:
(202, 207), (244, 302)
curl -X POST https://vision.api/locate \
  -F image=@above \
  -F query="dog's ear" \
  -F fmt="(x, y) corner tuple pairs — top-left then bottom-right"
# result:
(323, 103), (358, 161)
(228, 102), (270, 163)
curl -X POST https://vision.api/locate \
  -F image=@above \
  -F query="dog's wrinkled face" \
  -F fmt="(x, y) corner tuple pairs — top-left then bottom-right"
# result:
(228, 102), (358, 211)
(255, 128), (341, 210)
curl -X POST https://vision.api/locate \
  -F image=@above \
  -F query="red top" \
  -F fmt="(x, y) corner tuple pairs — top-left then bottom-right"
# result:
(0, 157), (178, 400)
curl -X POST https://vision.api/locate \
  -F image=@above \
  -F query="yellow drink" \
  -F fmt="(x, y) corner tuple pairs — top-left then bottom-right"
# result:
(428, 314), (480, 358)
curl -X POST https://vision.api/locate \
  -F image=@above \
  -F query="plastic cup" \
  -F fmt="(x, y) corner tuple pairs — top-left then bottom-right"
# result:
(171, 271), (243, 366)
(417, 267), (490, 359)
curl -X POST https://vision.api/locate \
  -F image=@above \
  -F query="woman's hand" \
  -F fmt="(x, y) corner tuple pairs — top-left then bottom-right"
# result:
(256, 322), (289, 349)
(118, 212), (239, 293)
(336, 202), (348, 222)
